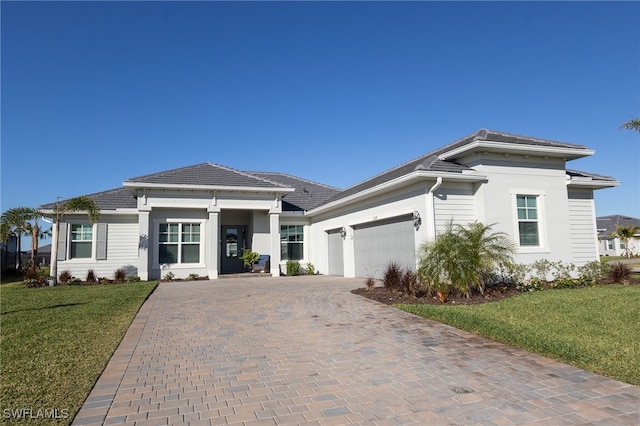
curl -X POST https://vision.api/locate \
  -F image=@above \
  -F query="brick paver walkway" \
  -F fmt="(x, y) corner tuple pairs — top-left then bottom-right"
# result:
(73, 276), (640, 425)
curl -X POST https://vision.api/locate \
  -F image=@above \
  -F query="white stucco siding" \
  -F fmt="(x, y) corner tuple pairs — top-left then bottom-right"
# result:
(309, 182), (427, 277)
(567, 189), (599, 265)
(433, 182), (477, 234)
(470, 158), (575, 266)
(55, 215), (139, 280)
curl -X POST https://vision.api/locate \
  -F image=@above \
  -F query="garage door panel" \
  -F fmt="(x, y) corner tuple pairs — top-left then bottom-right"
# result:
(327, 229), (344, 276)
(354, 215), (415, 279)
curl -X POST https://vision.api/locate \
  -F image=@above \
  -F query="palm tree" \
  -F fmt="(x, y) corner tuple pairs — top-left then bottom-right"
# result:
(1, 207), (36, 271)
(609, 224), (640, 258)
(49, 196), (100, 285)
(1, 207), (52, 273)
(417, 221), (515, 299)
(621, 118), (640, 133)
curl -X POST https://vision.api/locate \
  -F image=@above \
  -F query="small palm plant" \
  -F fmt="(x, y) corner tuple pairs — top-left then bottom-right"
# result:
(609, 225), (640, 258)
(417, 221), (515, 300)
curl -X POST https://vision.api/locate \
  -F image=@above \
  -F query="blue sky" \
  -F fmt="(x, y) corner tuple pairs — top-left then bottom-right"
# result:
(2, 1), (639, 246)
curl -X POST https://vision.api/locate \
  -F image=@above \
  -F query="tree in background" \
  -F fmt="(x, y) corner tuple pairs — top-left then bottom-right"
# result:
(621, 118), (640, 133)
(0, 207), (47, 272)
(49, 196), (101, 285)
(609, 224), (640, 258)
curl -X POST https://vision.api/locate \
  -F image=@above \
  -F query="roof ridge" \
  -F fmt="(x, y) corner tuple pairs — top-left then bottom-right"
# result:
(482, 129), (588, 149)
(249, 171), (342, 191)
(204, 163), (289, 188)
(125, 163), (211, 182)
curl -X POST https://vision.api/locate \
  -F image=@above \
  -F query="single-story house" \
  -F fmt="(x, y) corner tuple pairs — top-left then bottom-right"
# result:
(597, 215), (640, 257)
(40, 129), (619, 281)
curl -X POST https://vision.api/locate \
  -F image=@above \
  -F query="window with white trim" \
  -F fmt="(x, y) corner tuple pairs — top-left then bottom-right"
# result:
(516, 195), (539, 246)
(159, 223), (201, 264)
(281, 225), (303, 260)
(606, 239), (614, 250)
(70, 224), (93, 258)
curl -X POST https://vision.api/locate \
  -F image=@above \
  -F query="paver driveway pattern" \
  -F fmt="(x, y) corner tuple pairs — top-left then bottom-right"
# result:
(73, 276), (640, 425)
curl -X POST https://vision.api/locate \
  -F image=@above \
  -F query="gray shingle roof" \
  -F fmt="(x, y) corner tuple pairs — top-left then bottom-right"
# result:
(322, 129), (594, 205)
(126, 163), (289, 189)
(597, 215), (640, 236)
(249, 172), (341, 211)
(435, 129), (589, 155)
(39, 187), (137, 211)
(566, 169), (618, 182)
(39, 130), (607, 214)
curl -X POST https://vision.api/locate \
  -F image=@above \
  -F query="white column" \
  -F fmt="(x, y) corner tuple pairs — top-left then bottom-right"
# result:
(269, 212), (281, 276)
(138, 210), (150, 281)
(208, 207), (220, 279)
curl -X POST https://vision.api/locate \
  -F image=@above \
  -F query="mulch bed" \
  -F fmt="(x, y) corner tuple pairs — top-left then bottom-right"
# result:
(352, 282), (521, 306)
(353, 278), (640, 306)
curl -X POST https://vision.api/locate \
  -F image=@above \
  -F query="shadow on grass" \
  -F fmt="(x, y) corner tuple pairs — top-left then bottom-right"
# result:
(2, 302), (89, 315)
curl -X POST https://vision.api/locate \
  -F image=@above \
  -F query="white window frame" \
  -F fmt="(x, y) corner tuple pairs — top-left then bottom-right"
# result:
(511, 191), (548, 253)
(153, 219), (206, 269)
(280, 224), (305, 261)
(67, 223), (95, 260)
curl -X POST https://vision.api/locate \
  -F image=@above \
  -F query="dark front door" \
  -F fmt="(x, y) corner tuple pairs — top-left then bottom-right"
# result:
(221, 225), (248, 274)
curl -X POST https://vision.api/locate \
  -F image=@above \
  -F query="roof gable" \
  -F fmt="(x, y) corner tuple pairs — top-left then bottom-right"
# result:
(125, 163), (289, 189)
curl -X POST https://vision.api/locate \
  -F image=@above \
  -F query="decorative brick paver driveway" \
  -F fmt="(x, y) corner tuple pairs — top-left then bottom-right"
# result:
(74, 276), (640, 425)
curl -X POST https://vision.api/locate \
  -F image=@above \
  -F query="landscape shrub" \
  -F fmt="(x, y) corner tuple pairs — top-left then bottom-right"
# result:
(114, 269), (126, 284)
(86, 269), (97, 284)
(162, 271), (175, 281)
(98, 277), (111, 284)
(576, 260), (609, 287)
(609, 262), (631, 284)
(126, 275), (141, 282)
(67, 278), (83, 286)
(306, 262), (315, 275)
(187, 273), (199, 281)
(286, 260), (300, 276)
(530, 259), (554, 281)
(516, 277), (545, 292)
(365, 276), (376, 291)
(59, 270), (73, 285)
(401, 269), (424, 297)
(418, 221), (515, 298)
(382, 262), (403, 291)
(24, 278), (46, 288)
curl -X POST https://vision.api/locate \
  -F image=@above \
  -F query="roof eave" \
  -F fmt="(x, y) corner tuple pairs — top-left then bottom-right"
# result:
(307, 171), (486, 216)
(439, 141), (594, 161)
(566, 179), (620, 189)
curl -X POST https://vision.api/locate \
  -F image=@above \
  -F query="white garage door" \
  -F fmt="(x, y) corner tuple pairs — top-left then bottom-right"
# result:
(354, 214), (416, 279)
(327, 229), (344, 276)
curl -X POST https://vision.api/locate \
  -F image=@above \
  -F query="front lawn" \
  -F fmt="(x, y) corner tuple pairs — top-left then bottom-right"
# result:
(1, 281), (157, 424)
(397, 285), (640, 386)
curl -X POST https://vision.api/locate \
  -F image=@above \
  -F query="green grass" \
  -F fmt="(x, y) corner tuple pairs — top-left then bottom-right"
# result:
(1, 281), (157, 424)
(397, 285), (640, 386)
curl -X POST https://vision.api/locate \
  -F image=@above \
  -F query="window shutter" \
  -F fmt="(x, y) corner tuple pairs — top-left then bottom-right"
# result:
(96, 223), (108, 260)
(57, 222), (68, 261)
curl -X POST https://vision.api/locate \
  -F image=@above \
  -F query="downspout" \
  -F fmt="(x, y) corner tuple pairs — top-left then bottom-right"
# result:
(426, 177), (443, 242)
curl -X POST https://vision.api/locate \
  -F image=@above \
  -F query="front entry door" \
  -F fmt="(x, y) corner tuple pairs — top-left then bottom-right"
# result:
(221, 225), (248, 274)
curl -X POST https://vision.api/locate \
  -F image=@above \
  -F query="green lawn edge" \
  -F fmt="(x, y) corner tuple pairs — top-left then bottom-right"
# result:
(396, 285), (640, 386)
(1, 281), (158, 425)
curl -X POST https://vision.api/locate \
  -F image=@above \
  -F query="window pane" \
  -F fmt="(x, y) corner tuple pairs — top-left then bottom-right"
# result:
(519, 222), (539, 246)
(289, 243), (303, 260)
(159, 244), (178, 263)
(517, 209), (527, 220)
(517, 196), (526, 208)
(182, 244), (200, 263)
(71, 241), (92, 258)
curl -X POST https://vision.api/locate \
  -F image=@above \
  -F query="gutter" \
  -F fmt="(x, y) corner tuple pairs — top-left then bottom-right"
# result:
(426, 177), (443, 241)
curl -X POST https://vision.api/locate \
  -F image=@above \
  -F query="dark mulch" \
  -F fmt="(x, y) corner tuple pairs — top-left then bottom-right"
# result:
(352, 282), (521, 306)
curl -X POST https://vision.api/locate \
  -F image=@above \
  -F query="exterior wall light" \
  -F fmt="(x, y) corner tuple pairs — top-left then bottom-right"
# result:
(340, 227), (347, 239)
(413, 211), (422, 230)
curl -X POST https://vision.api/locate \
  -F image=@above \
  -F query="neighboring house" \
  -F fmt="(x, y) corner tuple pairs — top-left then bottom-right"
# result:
(597, 215), (640, 257)
(25, 244), (51, 267)
(40, 129), (619, 281)
(1, 235), (18, 272)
